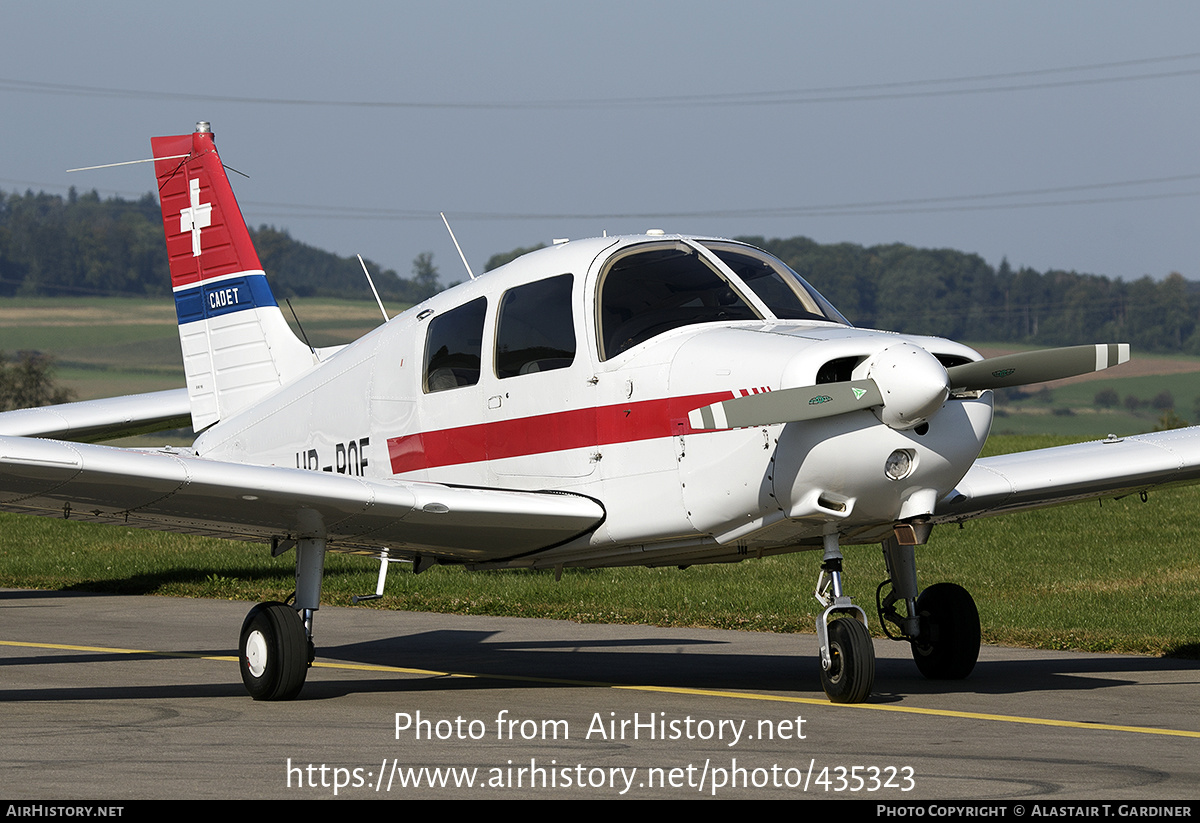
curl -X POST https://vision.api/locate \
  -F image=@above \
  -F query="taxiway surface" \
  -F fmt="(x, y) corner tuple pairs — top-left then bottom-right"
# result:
(1, 588), (1197, 800)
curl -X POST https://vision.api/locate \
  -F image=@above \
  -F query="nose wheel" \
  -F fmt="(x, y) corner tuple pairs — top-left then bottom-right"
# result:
(819, 616), (875, 703)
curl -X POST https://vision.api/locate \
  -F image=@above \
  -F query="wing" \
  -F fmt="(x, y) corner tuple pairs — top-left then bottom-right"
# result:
(933, 426), (1200, 522)
(0, 389), (192, 443)
(0, 435), (604, 562)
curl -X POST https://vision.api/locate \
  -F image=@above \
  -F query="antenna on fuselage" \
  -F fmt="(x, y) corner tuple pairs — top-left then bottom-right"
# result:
(440, 212), (476, 281)
(357, 254), (390, 322)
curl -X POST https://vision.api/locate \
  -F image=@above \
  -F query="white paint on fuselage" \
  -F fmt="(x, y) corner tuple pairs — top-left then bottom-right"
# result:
(194, 235), (992, 568)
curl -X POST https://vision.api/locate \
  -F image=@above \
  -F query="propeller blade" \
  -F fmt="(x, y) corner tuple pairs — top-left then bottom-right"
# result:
(946, 344), (1129, 391)
(688, 380), (883, 430)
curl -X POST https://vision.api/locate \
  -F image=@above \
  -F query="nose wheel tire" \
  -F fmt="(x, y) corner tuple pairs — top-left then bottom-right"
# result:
(819, 616), (875, 703)
(911, 582), (980, 680)
(239, 601), (309, 701)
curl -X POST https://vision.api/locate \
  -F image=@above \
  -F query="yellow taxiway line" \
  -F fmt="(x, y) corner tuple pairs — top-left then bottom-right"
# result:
(4, 638), (1198, 739)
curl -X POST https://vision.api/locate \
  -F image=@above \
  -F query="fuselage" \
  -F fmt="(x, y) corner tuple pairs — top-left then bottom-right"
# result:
(194, 235), (993, 567)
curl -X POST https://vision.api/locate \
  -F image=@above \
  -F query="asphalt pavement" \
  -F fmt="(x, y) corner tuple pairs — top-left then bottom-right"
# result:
(2, 588), (1197, 800)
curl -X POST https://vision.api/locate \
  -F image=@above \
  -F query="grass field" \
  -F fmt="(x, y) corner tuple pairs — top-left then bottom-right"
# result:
(0, 300), (1198, 660)
(0, 296), (389, 401)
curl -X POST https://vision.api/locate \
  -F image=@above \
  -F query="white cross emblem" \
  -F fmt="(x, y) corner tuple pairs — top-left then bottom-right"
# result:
(179, 178), (212, 257)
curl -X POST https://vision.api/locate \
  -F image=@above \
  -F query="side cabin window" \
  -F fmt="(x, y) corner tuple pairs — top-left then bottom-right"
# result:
(495, 274), (576, 378)
(702, 242), (850, 326)
(423, 297), (486, 393)
(597, 243), (760, 360)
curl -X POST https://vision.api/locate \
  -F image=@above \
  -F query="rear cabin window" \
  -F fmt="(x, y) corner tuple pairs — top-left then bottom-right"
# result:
(495, 274), (576, 378)
(423, 297), (487, 392)
(597, 244), (760, 360)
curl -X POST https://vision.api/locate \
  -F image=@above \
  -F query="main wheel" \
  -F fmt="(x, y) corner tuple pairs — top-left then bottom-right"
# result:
(819, 617), (875, 704)
(911, 582), (980, 680)
(239, 601), (309, 701)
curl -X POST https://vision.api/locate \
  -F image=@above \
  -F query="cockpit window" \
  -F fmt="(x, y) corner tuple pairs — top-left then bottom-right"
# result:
(597, 243), (761, 360)
(495, 274), (576, 378)
(423, 297), (486, 393)
(701, 242), (849, 326)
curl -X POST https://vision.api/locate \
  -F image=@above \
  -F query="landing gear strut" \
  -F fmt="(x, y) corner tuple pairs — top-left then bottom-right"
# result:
(815, 533), (875, 703)
(239, 536), (326, 701)
(878, 533), (980, 681)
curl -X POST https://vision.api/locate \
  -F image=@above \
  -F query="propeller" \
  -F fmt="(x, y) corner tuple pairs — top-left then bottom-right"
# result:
(687, 343), (1130, 432)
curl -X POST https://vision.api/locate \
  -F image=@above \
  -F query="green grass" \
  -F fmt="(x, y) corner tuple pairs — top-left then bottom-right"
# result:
(2, 434), (1197, 659)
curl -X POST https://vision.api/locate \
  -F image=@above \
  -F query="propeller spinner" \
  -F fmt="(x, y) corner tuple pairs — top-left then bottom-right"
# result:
(688, 343), (1130, 432)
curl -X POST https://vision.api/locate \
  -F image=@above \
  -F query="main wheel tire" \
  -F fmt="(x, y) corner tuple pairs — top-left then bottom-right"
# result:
(239, 601), (309, 701)
(819, 617), (875, 704)
(911, 582), (980, 680)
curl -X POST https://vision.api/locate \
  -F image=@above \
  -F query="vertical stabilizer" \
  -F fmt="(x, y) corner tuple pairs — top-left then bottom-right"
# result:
(152, 122), (314, 431)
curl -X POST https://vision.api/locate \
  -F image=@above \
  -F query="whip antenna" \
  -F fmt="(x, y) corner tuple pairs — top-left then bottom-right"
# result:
(357, 254), (390, 321)
(440, 212), (475, 280)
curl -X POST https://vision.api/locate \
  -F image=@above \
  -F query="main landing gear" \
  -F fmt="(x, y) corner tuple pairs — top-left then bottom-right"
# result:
(238, 537), (326, 701)
(878, 532), (981, 681)
(814, 530), (981, 704)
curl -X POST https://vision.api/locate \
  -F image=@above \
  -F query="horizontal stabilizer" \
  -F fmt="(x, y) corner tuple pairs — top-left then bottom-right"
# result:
(0, 389), (191, 442)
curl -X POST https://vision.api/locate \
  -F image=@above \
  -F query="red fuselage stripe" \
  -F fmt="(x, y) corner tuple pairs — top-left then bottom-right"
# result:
(387, 391), (732, 474)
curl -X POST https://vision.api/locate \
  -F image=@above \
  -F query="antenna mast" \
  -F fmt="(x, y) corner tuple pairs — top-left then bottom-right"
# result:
(440, 212), (476, 281)
(357, 255), (390, 321)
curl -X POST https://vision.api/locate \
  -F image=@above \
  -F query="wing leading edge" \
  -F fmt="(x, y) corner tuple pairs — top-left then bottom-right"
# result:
(0, 435), (604, 562)
(933, 426), (1200, 522)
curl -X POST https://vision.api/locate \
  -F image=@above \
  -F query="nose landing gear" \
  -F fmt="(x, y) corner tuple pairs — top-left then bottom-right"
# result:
(815, 533), (875, 703)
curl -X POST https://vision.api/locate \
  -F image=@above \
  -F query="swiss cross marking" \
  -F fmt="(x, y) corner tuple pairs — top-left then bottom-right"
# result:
(179, 178), (212, 257)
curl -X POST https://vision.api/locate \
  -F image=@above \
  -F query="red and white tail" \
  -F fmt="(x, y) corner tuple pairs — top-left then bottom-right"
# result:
(152, 122), (314, 431)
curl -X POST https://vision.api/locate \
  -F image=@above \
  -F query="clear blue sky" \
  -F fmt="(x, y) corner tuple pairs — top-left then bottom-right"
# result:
(3, 1), (1200, 287)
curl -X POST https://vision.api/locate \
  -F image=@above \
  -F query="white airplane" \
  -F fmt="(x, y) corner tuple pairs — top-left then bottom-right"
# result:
(2, 122), (1196, 704)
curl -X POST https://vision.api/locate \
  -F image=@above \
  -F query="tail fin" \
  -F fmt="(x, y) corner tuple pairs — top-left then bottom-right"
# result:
(152, 122), (314, 431)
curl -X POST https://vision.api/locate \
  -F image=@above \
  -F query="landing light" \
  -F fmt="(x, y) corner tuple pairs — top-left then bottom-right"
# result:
(885, 449), (915, 481)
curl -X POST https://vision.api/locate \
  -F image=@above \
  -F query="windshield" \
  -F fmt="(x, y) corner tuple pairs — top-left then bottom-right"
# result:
(700, 242), (850, 326)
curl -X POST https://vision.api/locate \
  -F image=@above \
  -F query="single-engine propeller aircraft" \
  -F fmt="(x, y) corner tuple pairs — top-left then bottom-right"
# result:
(3, 122), (1198, 704)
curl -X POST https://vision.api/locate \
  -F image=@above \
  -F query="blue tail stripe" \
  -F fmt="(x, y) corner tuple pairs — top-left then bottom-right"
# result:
(174, 273), (278, 325)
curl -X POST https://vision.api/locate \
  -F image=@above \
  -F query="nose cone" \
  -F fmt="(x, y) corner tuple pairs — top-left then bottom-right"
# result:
(867, 343), (950, 430)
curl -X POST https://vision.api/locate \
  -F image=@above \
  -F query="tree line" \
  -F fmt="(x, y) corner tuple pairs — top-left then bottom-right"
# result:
(4, 187), (1200, 354)
(746, 235), (1200, 353)
(0, 188), (440, 304)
